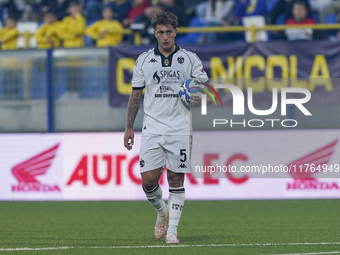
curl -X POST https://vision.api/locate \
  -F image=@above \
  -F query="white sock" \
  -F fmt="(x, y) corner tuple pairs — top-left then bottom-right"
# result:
(143, 184), (167, 217)
(167, 187), (185, 237)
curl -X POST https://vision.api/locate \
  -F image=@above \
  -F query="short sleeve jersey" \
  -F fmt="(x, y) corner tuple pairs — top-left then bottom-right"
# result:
(132, 44), (208, 135)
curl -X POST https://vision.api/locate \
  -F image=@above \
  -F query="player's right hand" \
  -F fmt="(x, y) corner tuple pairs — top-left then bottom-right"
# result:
(124, 127), (134, 151)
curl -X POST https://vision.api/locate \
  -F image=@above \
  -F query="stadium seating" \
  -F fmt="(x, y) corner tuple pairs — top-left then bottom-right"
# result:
(17, 22), (38, 48)
(266, 0), (280, 13)
(176, 17), (206, 44)
(324, 14), (338, 24)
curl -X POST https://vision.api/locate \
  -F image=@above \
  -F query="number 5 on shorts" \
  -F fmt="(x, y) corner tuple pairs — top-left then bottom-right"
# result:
(180, 149), (187, 162)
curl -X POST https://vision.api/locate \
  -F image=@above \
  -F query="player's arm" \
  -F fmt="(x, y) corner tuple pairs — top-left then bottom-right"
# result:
(124, 54), (145, 150)
(189, 53), (212, 106)
(124, 89), (142, 150)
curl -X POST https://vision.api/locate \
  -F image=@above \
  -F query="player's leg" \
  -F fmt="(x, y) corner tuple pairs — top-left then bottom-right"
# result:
(140, 134), (168, 238)
(142, 168), (169, 239)
(166, 170), (185, 244)
(163, 135), (191, 244)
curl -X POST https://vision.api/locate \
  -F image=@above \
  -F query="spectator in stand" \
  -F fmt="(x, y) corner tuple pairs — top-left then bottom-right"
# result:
(158, 0), (188, 27)
(35, 13), (60, 49)
(208, 0), (266, 42)
(105, 0), (131, 23)
(270, 0), (312, 24)
(285, 0), (324, 40)
(58, 2), (86, 99)
(0, 0), (26, 21)
(85, 0), (103, 21)
(322, 0), (340, 23)
(270, 0), (294, 24)
(123, 0), (150, 28)
(199, 0), (235, 44)
(0, 17), (18, 50)
(309, 0), (332, 22)
(134, 5), (162, 44)
(233, 0), (266, 24)
(86, 6), (124, 46)
(40, 0), (71, 21)
(0, 17), (19, 100)
(58, 2), (86, 47)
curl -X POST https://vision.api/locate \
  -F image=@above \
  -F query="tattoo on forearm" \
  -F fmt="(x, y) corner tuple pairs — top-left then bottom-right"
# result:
(126, 90), (142, 128)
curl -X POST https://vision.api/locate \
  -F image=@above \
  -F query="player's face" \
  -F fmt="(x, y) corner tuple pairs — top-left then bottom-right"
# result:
(154, 24), (177, 53)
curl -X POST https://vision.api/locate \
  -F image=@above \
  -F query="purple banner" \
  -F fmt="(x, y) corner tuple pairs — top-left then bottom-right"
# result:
(109, 41), (340, 107)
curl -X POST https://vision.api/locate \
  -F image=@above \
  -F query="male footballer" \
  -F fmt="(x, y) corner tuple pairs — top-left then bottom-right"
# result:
(124, 11), (209, 244)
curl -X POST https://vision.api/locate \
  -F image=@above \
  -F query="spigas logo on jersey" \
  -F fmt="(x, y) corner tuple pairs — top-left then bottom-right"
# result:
(153, 70), (181, 84)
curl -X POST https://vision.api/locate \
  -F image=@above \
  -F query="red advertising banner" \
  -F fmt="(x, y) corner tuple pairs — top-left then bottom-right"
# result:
(0, 131), (340, 201)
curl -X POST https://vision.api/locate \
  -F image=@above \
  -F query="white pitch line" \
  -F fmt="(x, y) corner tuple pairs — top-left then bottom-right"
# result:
(1, 242), (340, 251)
(268, 251), (340, 255)
(0, 247), (73, 251)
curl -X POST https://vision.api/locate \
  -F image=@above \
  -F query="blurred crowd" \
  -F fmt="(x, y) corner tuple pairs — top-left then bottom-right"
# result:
(0, 0), (340, 49)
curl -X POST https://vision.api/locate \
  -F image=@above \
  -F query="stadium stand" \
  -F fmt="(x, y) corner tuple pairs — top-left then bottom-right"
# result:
(0, 0), (340, 109)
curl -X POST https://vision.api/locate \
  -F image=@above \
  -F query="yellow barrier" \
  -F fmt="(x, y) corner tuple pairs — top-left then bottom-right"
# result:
(177, 24), (340, 43)
(19, 23), (340, 48)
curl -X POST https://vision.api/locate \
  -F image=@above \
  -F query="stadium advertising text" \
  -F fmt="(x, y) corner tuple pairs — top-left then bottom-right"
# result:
(110, 42), (340, 108)
(11, 144), (61, 193)
(209, 54), (332, 92)
(113, 54), (332, 97)
(1, 132), (340, 200)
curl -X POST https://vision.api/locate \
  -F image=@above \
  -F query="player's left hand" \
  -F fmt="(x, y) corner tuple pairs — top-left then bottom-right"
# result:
(189, 97), (201, 107)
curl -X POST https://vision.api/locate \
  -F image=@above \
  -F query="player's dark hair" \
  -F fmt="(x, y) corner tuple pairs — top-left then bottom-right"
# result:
(151, 11), (179, 30)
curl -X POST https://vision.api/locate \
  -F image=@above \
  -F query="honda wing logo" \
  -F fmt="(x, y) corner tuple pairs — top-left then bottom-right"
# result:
(287, 139), (339, 190)
(11, 144), (61, 192)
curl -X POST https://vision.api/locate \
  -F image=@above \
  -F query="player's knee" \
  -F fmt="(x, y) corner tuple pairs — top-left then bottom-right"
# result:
(167, 171), (184, 187)
(141, 174), (159, 191)
(142, 181), (158, 191)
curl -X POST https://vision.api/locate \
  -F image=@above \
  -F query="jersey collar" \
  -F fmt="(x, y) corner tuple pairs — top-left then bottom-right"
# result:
(155, 44), (180, 67)
(154, 44), (180, 57)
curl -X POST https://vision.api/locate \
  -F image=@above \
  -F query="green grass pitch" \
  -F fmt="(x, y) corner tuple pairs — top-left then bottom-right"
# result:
(0, 200), (340, 254)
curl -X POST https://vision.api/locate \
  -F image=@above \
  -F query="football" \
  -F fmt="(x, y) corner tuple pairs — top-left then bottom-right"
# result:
(179, 78), (205, 107)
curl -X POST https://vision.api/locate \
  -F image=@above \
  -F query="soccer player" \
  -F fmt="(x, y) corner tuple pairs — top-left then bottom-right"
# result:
(123, 11), (209, 244)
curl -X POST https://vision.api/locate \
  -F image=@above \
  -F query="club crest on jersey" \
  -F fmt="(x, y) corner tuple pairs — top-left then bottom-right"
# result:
(164, 59), (169, 66)
(177, 56), (184, 64)
(140, 159), (145, 167)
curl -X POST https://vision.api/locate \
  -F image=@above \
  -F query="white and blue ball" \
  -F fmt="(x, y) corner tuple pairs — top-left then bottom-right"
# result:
(179, 78), (205, 107)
